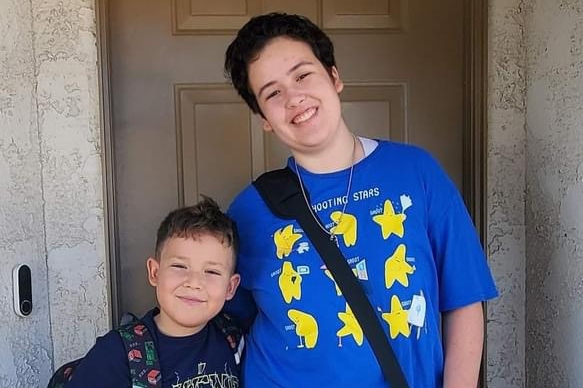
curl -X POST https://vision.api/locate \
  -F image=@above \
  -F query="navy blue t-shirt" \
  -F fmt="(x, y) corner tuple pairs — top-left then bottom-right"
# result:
(65, 308), (239, 387)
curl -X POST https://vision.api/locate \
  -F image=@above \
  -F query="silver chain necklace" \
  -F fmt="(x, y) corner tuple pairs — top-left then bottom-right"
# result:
(294, 135), (358, 247)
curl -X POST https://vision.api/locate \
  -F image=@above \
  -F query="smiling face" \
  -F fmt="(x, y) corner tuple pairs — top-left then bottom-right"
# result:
(248, 37), (348, 158)
(147, 234), (240, 337)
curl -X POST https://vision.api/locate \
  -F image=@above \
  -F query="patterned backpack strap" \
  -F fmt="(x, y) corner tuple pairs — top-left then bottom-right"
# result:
(47, 358), (84, 387)
(115, 321), (162, 387)
(212, 312), (245, 366)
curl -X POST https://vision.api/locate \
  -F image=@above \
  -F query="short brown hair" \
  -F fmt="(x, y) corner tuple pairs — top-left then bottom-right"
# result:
(154, 196), (238, 267)
(224, 12), (336, 116)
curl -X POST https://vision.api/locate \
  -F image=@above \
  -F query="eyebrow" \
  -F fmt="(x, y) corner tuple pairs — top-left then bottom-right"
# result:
(204, 260), (227, 267)
(168, 256), (228, 267)
(257, 60), (315, 99)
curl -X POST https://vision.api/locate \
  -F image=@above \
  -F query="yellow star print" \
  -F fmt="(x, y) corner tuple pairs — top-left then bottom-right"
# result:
(329, 211), (357, 246)
(278, 261), (302, 303)
(381, 295), (411, 339)
(373, 200), (406, 239)
(337, 304), (363, 346)
(274, 224), (302, 259)
(288, 309), (319, 349)
(385, 244), (415, 288)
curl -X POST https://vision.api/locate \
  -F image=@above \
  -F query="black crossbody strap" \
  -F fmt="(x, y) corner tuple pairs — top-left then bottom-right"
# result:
(253, 167), (409, 388)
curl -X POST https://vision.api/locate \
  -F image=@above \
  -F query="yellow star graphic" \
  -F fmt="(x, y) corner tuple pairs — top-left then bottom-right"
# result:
(337, 304), (363, 346)
(288, 309), (319, 349)
(381, 295), (411, 339)
(385, 244), (415, 288)
(273, 224), (302, 259)
(329, 211), (357, 246)
(373, 200), (406, 239)
(278, 261), (302, 303)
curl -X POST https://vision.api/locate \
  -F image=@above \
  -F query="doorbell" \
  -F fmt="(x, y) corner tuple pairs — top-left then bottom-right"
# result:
(13, 264), (33, 317)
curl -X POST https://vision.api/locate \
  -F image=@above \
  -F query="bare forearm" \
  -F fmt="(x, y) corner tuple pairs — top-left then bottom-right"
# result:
(442, 302), (484, 388)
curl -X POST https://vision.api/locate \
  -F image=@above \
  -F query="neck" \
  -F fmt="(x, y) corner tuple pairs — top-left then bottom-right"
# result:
(293, 129), (364, 173)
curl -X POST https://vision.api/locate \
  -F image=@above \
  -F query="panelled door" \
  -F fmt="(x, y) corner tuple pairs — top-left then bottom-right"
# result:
(109, 0), (465, 317)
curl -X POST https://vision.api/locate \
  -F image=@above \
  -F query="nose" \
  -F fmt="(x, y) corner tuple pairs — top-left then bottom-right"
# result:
(184, 271), (203, 289)
(286, 92), (306, 109)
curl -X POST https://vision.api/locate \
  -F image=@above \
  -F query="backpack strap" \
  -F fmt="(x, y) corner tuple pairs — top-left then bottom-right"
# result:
(116, 322), (161, 387)
(253, 167), (410, 388)
(47, 358), (84, 387)
(212, 311), (245, 366)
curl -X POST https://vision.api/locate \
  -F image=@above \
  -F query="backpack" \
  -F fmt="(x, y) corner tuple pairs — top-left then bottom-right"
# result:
(47, 311), (243, 388)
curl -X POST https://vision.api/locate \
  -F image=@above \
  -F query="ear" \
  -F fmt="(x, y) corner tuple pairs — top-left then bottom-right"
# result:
(261, 117), (273, 132)
(330, 66), (344, 93)
(146, 257), (160, 287)
(225, 274), (241, 301)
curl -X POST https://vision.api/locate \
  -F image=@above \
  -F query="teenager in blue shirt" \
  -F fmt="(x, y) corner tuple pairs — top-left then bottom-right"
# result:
(66, 197), (241, 387)
(224, 12), (498, 387)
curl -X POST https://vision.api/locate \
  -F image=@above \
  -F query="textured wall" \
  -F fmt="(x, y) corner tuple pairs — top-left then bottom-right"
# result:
(0, 0), (108, 385)
(0, 0), (53, 386)
(487, 1), (527, 387)
(32, 0), (109, 368)
(525, 1), (583, 386)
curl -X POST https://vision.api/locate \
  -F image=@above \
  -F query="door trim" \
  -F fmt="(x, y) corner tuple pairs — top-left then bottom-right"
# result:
(96, 1), (489, 383)
(96, 0), (120, 326)
(463, 0), (487, 248)
(462, 1), (488, 386)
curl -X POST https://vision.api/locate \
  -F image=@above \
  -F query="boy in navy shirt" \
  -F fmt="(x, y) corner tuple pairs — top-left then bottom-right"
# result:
(66, 196), (241, 387)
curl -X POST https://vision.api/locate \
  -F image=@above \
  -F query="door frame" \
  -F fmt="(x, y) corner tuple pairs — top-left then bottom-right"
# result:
(95, 0), (489, 384)
(462, 3), (489, 387)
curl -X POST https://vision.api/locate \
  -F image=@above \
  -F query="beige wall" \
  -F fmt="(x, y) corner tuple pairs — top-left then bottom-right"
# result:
(486, 1), (527, 387)
(525, 1), (583, 386)
(486, 1), (583, 386)
(0, 0), (108, 385)
(3, 0), (583, 387)
(0, 1), (52, 385)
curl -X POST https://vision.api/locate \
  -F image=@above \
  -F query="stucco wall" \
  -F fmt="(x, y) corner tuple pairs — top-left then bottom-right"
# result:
(486, 2), (527, 387)
(0, 1), (52, 386)
(0, 0), (108, 385)
(34, 0), (109, 368)
(525, 1), (583, 386)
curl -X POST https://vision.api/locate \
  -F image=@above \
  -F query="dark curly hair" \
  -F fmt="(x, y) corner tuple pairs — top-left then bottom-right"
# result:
(224, 12), (337, 116)
(154, 196), (239, 270)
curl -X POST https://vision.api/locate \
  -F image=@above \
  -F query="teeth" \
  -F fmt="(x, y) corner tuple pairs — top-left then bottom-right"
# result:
(293, 107), (316, 124)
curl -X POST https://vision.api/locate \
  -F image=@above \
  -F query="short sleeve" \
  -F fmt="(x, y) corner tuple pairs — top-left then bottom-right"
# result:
(418, 150), (498, 311)
(64, 330), (131, 387)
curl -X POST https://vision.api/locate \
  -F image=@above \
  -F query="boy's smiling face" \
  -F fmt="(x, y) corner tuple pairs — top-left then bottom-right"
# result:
(147, 234), (240, 337)
(248, 37), (346, 156)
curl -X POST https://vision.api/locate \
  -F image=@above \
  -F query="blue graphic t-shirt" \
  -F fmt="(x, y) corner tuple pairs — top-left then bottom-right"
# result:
(65, 308), (239, 388)
(227, 140), (497, 387)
